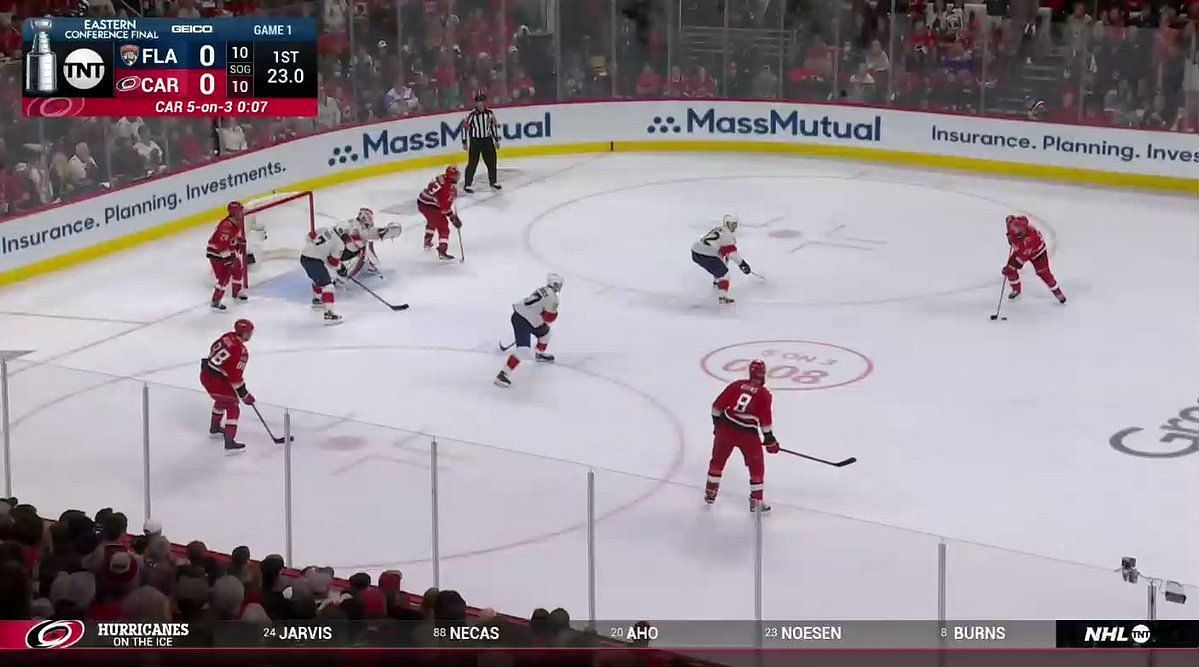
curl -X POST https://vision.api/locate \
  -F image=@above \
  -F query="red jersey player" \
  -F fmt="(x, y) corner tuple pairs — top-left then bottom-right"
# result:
(199, 318), (256, 452)
(206, 201), (247, 311)
(706, 359), (779, 513)
(418, 165), (462, 261)
(1003, 215), (1066, 303)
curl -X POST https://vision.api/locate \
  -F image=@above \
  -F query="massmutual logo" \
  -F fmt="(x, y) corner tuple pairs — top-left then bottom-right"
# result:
(646, 108), (883, 142)
(328, 112), (552, 166)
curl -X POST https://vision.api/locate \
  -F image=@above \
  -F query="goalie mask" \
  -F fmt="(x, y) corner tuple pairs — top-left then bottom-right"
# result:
(356, 208), (375, 230)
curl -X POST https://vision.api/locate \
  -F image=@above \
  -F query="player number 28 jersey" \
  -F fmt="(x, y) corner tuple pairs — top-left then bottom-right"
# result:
(692, 227), (743, 264)
(712, 379), (774, 435)
(513, 286), (560, 328)
(302, 227), (347, 266)
(206, 332), (249, 387)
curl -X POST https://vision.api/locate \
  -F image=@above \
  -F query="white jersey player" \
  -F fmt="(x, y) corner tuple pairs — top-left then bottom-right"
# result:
(345, 207), (401, 277)
(301, 226), (363, 325)
(691, 214), (752, 304)
(495, 273), (564, 388)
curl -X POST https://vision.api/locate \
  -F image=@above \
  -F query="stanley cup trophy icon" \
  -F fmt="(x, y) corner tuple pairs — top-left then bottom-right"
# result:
(25, 17), (57, 94)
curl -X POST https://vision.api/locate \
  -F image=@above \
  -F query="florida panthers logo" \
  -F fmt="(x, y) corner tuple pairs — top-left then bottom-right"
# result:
(119, 44), (139, 67)
(25, 620), (86, 649)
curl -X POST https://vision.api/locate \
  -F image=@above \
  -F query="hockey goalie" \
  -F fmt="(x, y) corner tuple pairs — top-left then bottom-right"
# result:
(342, 207), (402, 278)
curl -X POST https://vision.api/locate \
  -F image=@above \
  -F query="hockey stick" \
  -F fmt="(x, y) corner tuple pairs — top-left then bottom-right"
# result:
(251, 404), (292, 444)
(779, 447), (856, 467)
(455, 226), (465, 263)
(349, 276), (409, 311)
(750, 271), (767, 282)
(989, 277), (1008, 321)
(499, 341), (516, 351)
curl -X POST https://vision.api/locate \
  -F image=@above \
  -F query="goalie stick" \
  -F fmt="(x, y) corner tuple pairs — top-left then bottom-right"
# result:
(350, 276), (409, 311)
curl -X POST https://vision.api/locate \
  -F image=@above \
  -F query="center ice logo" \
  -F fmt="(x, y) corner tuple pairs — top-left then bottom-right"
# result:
(327, 112), (553, 167)
(702, 340), (873, 391)
(646, 108), (883, 141)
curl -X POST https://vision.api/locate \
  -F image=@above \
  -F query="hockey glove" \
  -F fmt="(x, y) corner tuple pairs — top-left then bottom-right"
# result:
(236, 386), (256, 406)
(763, 432), (779, 454)
(739, 261), (752, 275)
(450, 213), (462, 229)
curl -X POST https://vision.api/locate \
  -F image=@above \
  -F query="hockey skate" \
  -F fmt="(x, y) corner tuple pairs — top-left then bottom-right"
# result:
(750, 498), (771, 514)
(210, 300), (227, 311)
(718, 295), (735, 304)
(232, 292), (248, 303)
(1007, 285), (1021, 300)
(323, 311), (344, 326)
(1053, 289), (1067, 304)
(209, 421), (224, 439)
(311, 297), (323, 309)
(494, 371), (512, 388)
(224, 435), (246, 453)
(704, 486), (718, 505)
(437, 250), (456, 261)
(535, 352), (555, 363)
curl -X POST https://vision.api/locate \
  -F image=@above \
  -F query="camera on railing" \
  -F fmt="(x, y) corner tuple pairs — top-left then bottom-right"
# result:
(1121, 556), (1187, 605)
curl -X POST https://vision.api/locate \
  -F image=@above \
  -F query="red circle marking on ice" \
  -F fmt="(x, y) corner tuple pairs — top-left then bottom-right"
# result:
(701, 340), (873, 391)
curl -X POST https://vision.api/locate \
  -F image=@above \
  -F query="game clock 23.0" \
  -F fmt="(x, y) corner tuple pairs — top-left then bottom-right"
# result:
(253, 42), (315, 98)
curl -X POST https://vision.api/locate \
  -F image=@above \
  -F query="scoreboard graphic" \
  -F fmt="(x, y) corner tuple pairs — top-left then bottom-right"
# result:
(22, 18), (317, 117)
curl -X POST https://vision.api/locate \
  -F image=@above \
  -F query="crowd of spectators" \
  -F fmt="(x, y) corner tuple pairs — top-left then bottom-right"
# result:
(0, 498), (683, 659)
(0, 0), (1195, 219)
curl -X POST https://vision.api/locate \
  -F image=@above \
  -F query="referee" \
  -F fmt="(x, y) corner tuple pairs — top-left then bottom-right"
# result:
(461, 92), (501, 193)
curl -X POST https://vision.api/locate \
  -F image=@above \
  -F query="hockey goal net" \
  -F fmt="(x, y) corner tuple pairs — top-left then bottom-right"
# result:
(239, 190), (314, 288)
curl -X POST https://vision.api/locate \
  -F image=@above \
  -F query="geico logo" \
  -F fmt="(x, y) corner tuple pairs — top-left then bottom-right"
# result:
(171, 24), (213, 33)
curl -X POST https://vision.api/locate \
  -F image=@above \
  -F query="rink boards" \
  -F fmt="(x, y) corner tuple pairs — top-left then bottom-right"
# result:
(0, 100), (1196, 286)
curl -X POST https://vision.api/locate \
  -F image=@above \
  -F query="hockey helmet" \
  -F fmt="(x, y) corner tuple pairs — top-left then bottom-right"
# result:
(228, 201), (245, 219)
(547, 273), (565, 293)
(748, 359), (767, 384)
(445, 165), (460, 183)
(722, 214), (739, 233)
(356, 207), (375, 229)
(1006, 215), (1029, 235)
(233, 318), (254, 340)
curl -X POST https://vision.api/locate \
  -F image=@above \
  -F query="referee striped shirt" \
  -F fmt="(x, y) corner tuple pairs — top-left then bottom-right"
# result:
(462, 107), (499, 142)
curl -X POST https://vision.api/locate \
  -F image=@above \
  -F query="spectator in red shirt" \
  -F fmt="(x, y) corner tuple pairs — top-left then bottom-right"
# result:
(1046, 90), (1081, 123)
(688, 65), (717, 98)
(636, 64), (663, 97)
(664, 65), (686, 97)
(509, 65), (536, 101)
(0, 17), (21, 59)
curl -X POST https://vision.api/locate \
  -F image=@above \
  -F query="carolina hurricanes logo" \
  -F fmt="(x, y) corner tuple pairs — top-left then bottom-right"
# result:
(25, 620), (85, 649)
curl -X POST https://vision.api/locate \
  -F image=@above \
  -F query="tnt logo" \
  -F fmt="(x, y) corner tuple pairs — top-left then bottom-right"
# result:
(62, 48), (105, 90)
(328, 144), (360, 167)
(1130, 625), (1151, 644)
(646, 115), (682, 134)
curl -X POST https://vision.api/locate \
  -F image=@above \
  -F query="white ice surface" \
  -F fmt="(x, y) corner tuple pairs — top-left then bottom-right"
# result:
(1, 152), (1196, 620)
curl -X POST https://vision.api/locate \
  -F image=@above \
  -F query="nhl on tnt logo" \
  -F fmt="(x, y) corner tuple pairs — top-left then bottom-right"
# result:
(25, 620), (86, 649)
(62, 48), (105, 90)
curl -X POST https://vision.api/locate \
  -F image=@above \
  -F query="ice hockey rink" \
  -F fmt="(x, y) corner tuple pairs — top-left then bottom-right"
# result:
(1, 152), (1196, 621)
